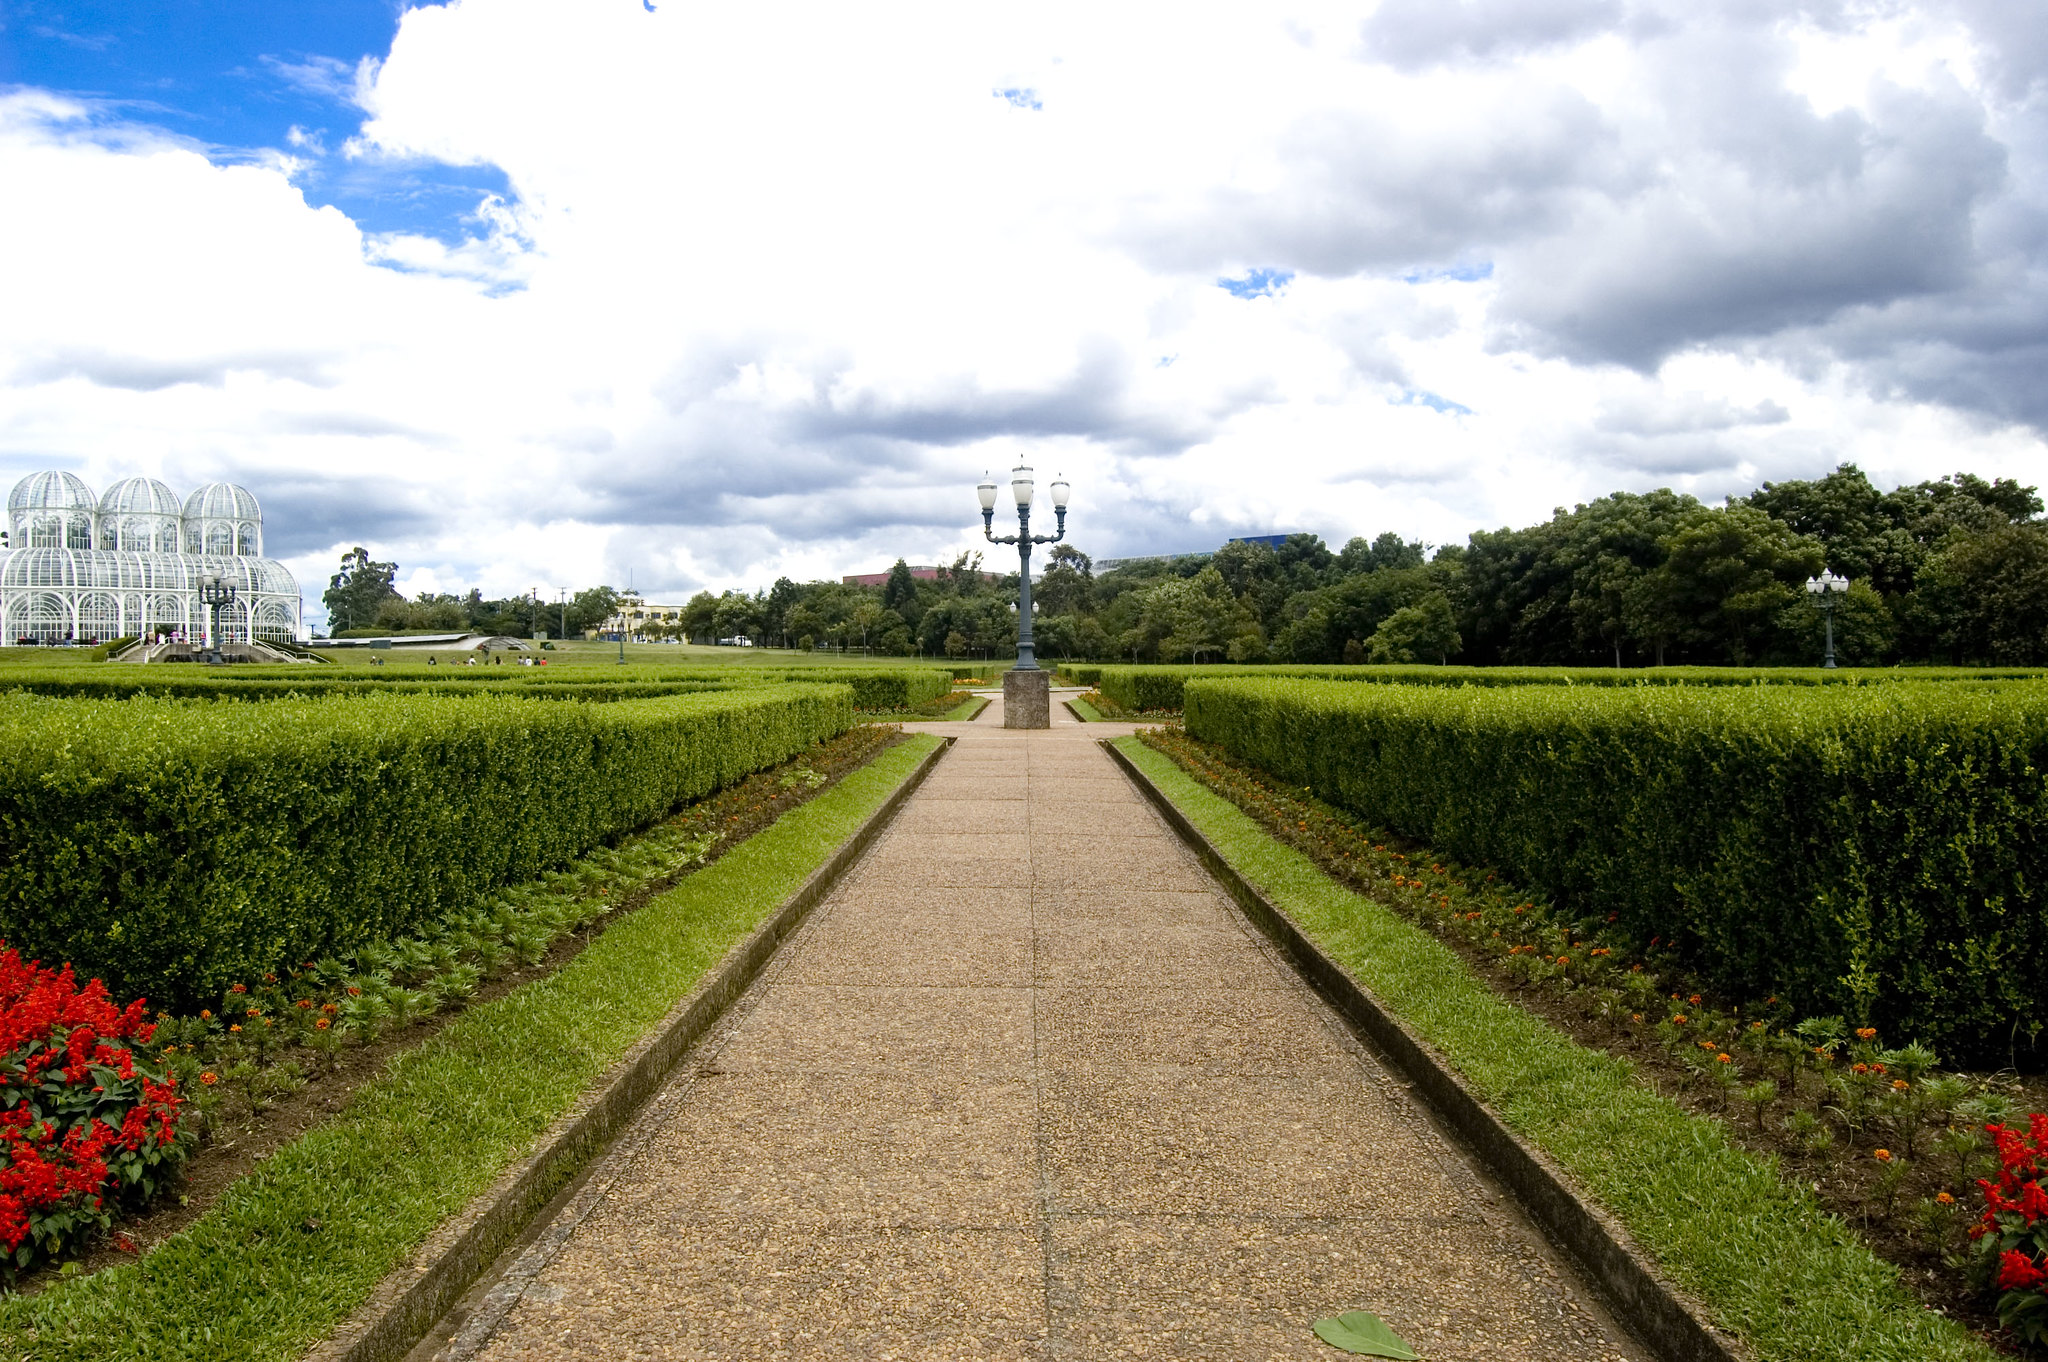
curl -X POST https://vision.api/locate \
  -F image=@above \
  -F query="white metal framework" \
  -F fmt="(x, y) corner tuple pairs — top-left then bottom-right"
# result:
(0, 474), (302, 646)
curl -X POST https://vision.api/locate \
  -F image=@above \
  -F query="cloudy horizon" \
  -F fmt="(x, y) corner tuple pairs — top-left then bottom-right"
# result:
(3, 0), (2044, 627)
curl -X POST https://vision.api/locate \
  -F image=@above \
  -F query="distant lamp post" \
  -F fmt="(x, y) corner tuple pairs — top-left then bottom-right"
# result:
(1804, 570), (1849, 669)
(978, 463), (1070, 728)
(197, 572), (237, 665)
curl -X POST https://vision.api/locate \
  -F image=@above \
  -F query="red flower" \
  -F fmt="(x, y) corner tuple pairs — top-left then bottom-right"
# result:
(1999, 1251), (2047, 1293)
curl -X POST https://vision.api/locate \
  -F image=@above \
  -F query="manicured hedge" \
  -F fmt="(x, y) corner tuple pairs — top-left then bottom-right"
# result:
(0, 684), (853, 1009)
(1183, 676), (2048, 1062)
(0, 673), (735, 702)
(0, 665), (952, 711)
(1097, 662), (2048, 713)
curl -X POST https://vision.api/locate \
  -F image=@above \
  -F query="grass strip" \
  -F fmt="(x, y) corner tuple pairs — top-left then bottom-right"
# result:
(943, 695), (989, 720)
(1112, 735), (1997, 1362)
(1067, 696), (1104, 722)
(0, 734), (942, 1361)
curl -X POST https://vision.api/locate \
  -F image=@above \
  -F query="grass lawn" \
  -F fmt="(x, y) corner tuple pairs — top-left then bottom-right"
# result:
(943, 694), (990, 720)
(1067, 695), (1105, 721)
(0, 734), (941, 1361)
(1113, 735), (2000, 1362)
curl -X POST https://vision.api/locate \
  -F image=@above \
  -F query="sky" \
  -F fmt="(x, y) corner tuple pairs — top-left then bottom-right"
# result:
(2, 0), (2044, 627)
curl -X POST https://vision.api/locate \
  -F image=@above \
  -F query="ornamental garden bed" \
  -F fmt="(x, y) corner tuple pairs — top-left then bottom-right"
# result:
(1137, 725), (2048, 1355)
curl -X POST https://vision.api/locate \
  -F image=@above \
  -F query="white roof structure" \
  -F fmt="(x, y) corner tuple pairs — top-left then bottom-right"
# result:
(1, 473), (301, 645)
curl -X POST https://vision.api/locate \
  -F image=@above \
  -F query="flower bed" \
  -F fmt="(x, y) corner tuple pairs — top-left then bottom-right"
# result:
(0, 951), (183, 1275)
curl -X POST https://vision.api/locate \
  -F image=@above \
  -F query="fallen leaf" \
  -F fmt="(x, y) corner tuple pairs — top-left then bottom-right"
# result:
(1313, 1310), (1421, 1359)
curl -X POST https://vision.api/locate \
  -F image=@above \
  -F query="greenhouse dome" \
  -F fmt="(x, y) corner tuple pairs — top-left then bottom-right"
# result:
(182, 481), (263, 557)
(99, 477), (184, 552)
(7, 471), (98, 550)
(1, 473), (301, 645)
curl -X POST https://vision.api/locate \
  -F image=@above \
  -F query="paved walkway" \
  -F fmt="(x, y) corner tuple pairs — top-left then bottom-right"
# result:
(431, 694), (1641, 1360)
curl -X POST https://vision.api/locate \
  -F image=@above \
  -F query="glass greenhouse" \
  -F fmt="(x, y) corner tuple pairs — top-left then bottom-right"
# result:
(1, 473), (303, 645)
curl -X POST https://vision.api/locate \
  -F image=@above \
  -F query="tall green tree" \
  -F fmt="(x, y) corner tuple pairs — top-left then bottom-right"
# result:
(322, 547), (401, 632)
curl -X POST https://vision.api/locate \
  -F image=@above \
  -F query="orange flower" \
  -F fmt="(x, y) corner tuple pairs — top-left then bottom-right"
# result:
(200, 1072), (219, 1086)
(1716, 1053), (1732, 1064)
(1936, 1191), (1955, 1205)
(1855, 1027), (1877, 1040)
(199, 1010), (212, 1021)
(246, 1007), (260, 1018)
(229, 1024), (241, 1033)
(295, 999), (314, 1010)
(1873, 1148), (1892, 1162)
(1672, 1014), (1688, 1026)
(1630, 1013), (1643, 1024)
(315, 1018), (331, 1031)
(1688, 994), (1702, 1005)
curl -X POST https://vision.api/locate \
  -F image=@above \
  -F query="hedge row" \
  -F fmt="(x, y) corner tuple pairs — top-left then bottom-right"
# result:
(1082, 662), (2048, 713)
(0, 684), (853, 1008)
(1182, 676), (2048, 1062)
(0, 666), (953, 711)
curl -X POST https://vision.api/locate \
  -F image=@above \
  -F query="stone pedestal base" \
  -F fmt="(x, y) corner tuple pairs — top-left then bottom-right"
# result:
(1003, 668), (1051, 729)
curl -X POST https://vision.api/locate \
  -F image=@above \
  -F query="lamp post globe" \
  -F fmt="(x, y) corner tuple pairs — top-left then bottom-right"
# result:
(977, 463), (1071, 728)
(1804, 571), (1849, 669)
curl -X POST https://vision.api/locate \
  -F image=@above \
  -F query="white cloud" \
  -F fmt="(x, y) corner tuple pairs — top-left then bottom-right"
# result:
(0, 0), (2043, 629)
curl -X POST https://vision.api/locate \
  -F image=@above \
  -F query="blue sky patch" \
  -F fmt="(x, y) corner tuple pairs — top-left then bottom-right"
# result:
(1395, 389), (1473, 416)
(1400, 260), (1494, 284)
(1218, 267), (1293, 298)
(0, 0), (518, 244)
(993, 86), (1042, 110)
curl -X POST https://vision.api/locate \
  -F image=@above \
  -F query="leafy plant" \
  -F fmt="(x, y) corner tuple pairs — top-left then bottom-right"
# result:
(1968, 1114), (2048, 1343)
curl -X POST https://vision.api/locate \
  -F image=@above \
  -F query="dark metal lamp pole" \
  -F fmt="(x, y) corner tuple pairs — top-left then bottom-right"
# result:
(978, 463), (1069, 670)
(197, 572), (237, 665)
(1804, 570), (1848, 669)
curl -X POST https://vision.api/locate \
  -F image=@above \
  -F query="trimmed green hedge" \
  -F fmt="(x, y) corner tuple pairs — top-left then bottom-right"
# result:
(1096, 662), (2048, 713)
(0, 684), (853, 1008)
(0, 665), (952, 711)
(1183, 676), (2048, 1063)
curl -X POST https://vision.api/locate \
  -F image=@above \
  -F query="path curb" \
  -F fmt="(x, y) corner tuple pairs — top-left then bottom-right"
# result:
(308, 735), (955, 1362)
(1102, 738), (1743, 1362)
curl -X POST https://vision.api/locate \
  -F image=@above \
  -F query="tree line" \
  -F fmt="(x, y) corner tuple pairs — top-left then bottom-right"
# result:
(321, 463), (2048, 666)
(322, 549), (623, 639)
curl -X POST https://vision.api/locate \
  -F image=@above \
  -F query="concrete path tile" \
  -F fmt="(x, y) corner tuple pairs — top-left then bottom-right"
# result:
(1030, 888), (1232, 925)
(1040, 1067), (1451, 1219)
(609, 1072), (1039, 1228)
(1032, 921), (1277, 988)
(1047, 1216), (1636, 1362)
(890, 802), (1030, 834)
(1036, 988), (1333, 1074)
(446, 726), (1644, 1362)
(716, 985), (1033, 1074)
(478, 1222), (1047, 1361)
(778, 919), (1031, 987)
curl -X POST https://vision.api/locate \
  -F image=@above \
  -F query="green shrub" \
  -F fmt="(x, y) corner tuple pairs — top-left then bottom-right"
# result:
(0, 684), (852, 1009)
(1096, 662), (2048, 713)
(1183, 676), (2048, 1063)
(773, 668), (950, 710)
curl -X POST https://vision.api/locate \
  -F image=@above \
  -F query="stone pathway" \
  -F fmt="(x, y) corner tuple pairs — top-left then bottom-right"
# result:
(427, 693), (1643, 1361)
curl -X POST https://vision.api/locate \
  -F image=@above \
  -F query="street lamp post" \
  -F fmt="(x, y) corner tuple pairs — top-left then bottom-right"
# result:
(196, 572), (237, 665)
(978, 462), (1070, 728)
(1804, 570), (1849, 669)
